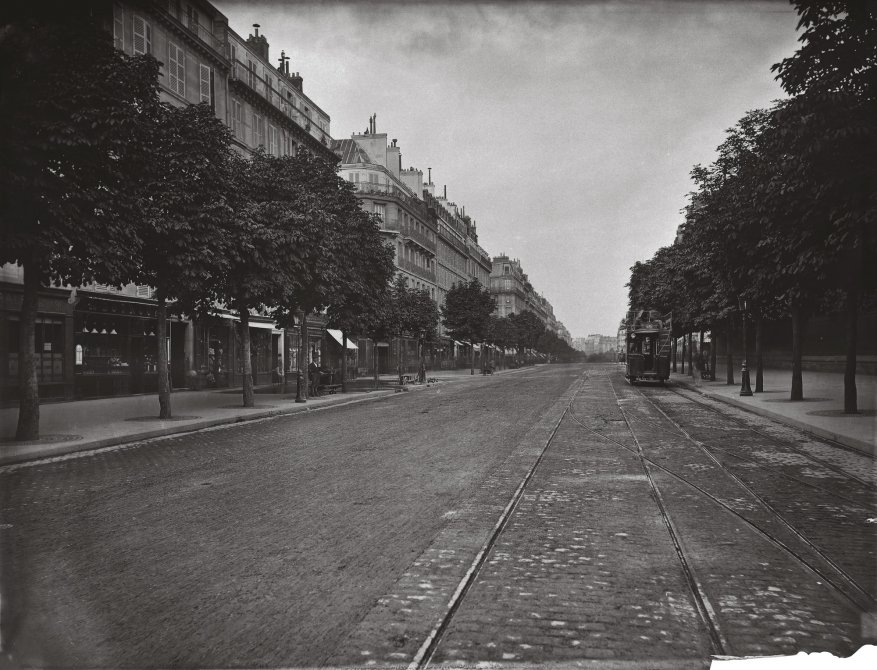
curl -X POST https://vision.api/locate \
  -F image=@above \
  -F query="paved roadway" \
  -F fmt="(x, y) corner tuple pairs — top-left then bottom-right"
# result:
(1, 364), (873, 668)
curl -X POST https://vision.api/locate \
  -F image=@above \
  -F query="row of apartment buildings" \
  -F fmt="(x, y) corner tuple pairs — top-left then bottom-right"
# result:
(0, 0), (571, 403)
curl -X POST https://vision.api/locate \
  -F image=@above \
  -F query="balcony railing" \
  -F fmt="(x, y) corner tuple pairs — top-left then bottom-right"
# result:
(187, 18), (224, 52)
(437, 226), (468, 256)
(354, 182), (428, 218)
(162, 4), (226, 54)
(398, 257), (436, 283)
(386, 218), (436, 253)
(229, 60), (332, 145)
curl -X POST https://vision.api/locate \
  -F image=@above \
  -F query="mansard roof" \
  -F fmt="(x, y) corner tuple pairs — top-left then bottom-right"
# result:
(332, 138), (375, 165)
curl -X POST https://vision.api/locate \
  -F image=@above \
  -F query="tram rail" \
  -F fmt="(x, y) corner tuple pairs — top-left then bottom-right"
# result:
(661, 385), (875, 487)
(408, 371), (590, 669)
(563, 374), (874, 619)
(406, 366), (870, 666)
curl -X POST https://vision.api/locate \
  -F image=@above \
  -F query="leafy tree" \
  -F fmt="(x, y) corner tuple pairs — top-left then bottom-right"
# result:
(509, 310), (545, 364)
(441, 279), (496, 374)
(135, 103), (234, 418)
(384, 275), (440, 382)
(219, 150), (328, 407)
(325, 211), (395, 392)
(771, 0), (877, 410)
(269, 150), (395, 399)
(0, 14), (161, 439)
(486, 315), (515, 369)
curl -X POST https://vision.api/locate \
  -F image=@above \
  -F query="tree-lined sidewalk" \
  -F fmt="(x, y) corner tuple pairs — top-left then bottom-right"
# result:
(626, 0), (876, 411)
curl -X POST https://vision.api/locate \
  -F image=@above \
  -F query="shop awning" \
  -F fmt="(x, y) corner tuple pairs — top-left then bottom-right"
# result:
(327, 329), (358, 350)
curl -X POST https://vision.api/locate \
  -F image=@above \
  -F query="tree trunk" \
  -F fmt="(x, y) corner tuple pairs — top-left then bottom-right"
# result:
(709, 328), (717, 382)
(398, 335), (405, 384)
(418, 338), (426, 382)
(671, 335), (677, 372)
(470, 342), (475, 375)
(239, 307), (254, 407)
(726, 319), (735, 385)
(844, 285), (859, 413)
(15, 259), (40, 441)
(341, 331), (348, 393)
(755, 314), (764, 393)
(790, 304), (803, 401)
(680, 336), (685, 374)
(687, 332), (694, 378)
(373, 338), (379, 390)
(299, 312), (309, 402)
(698, 330), (704, 378)
(156, 294), (171, 419)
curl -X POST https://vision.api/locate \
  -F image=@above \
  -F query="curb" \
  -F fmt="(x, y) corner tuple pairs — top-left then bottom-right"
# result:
(0, 389), (398, 468)
(671, 378), (875, 457)
(0, 368), (532, 468)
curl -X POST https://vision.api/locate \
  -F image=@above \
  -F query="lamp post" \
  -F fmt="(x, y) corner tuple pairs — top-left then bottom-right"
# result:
(739, 297), (753, 396)
(295, 310), (305, 403)
(418, 329), (426, 383)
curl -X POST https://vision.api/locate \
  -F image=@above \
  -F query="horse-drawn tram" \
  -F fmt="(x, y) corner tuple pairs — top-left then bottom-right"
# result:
(623, 310), (672, 385)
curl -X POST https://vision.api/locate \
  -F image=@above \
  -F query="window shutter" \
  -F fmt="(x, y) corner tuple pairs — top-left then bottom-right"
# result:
(199, 64), (211, 104)
(133, 15), (150, 55)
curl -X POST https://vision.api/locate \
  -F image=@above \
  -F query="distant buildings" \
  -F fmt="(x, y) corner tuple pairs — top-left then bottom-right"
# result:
(573, 334), (617, 356)
(489, 255), (560, 335)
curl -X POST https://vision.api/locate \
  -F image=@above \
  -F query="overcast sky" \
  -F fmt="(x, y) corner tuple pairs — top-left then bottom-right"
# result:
(216, 0), (800, 338)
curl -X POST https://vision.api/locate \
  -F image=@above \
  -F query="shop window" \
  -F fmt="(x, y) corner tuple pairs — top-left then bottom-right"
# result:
(7, 316), (65, 383)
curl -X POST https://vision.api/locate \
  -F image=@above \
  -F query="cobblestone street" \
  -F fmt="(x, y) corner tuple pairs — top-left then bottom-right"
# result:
(1, 364), (874, 668)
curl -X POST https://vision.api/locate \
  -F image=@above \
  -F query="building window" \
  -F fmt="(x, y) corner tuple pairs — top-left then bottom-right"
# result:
(113, 4), (124, 50)
(186, 5), (200, 33)
(268, 124), (279, 155)
(253, 113), (265, 147)
(247, 59), (257, 90)
(373, 203), (385, 221)
(199, 64), (212, 104)
(231, 98), (243, 139)
(132, 15), (151, 55)
(168, 42), (185, 96)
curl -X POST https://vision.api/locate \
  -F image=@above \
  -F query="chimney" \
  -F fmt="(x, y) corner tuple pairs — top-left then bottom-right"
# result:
(290, 71), (303, 91)
(247, 24), (269, 61)
(444, 185), (447, 199)
(427, 167), (432, 184)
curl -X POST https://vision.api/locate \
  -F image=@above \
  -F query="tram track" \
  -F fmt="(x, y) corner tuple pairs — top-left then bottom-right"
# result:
(564, 373), (873, 624)
(632, 385), (876, 609)
(617, 400), (873, 509)
(408, 371), (590, 669)
(609, 378), (729, 655)
(660, 385), (875, 488)
(412, 365), (870, 664)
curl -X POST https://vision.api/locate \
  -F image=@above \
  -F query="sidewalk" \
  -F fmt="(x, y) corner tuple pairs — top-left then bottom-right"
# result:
(0, 366), (517, 467)
(666, 366), (876, 456)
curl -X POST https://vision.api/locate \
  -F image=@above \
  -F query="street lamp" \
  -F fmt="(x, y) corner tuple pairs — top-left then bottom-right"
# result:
(738, 297), (753, 396)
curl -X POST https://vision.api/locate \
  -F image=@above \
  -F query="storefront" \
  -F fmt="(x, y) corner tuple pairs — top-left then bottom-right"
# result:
(193, 313), (282, 389)
(72, 295), (191, 399)
(2, 300), (72, 402)
(326, 329), (358, 379)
